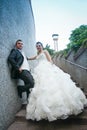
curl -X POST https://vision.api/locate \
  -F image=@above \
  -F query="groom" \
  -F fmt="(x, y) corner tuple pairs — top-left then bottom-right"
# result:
(8, 39), (34, 99)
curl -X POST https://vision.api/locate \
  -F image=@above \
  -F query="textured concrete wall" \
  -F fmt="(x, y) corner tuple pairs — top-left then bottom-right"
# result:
(67, 50), (87, 68)
(0, 0), (36, 130)
(53, 50), (87, 92)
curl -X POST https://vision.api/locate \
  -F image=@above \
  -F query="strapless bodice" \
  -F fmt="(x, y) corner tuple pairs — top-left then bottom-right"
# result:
(36, 52), (48, 62)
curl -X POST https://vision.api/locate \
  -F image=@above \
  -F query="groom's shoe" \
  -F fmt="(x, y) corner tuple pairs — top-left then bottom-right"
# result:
(20, 98), (28, 105)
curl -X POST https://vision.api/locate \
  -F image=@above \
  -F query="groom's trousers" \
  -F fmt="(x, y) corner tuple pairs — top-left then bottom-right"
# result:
(17, 70), (34, 98)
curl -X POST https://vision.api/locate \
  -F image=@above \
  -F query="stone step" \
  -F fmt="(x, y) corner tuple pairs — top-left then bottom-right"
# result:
(84, 92), (87, 97)
(75, 83), (80, 87)
(15, 108), (26, 122)
(8, 91), (87, 130)
(15, 107), (87, 124)
(8, 106), (87, 130)
(8, 119), (87, 130)
(70, 77), (85, 92)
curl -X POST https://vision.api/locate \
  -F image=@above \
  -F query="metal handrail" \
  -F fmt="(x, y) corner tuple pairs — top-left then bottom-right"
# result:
(64, 59), (87, 71)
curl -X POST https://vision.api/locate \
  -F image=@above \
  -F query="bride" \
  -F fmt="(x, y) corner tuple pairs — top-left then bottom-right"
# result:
(26, 41), (87, 121)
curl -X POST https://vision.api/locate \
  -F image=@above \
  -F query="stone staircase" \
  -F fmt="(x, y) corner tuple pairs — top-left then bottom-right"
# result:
(7, 106), (87, 130)
(8, 101), (87, 130)
(8, 83), (87, 130)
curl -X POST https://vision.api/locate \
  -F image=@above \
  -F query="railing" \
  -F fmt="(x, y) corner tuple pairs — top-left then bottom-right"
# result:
(64, 59), (87, 71)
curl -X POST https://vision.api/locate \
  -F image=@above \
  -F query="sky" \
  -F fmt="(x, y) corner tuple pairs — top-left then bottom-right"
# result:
(31, 0), (87, 50)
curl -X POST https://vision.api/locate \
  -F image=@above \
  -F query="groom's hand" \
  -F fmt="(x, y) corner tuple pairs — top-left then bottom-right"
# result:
(19, 68), (22, 73)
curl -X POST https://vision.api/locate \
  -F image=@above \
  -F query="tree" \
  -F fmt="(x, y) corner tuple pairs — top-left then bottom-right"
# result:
(44, 44), (55, 56)
(67, 25), (87, 52)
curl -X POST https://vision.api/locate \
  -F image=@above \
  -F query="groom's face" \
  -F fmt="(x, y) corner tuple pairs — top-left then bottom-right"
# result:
(16, 41), (23, 50)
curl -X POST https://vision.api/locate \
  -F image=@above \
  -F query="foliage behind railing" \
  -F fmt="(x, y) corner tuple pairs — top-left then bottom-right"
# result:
(44, 25), (87, 59)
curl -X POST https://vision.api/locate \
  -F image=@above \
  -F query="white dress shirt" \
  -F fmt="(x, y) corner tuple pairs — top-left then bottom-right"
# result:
(20, 51), (30, 71)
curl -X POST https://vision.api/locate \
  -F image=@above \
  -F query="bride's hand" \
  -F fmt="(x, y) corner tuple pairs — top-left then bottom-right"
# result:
(27, 56), (37, 60)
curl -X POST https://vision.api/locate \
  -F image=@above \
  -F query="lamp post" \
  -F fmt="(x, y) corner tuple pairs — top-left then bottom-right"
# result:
(52, 34), (59, 51)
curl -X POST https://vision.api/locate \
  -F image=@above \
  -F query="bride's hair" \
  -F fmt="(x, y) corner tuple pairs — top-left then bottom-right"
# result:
(36, 41), (43, 48)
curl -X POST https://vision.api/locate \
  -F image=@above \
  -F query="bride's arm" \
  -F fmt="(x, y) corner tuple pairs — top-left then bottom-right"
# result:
(27, 55), (37, 60)
(44, 50), (53, 63)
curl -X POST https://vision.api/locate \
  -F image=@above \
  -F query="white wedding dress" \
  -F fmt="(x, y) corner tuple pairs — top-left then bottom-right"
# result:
(26, 52), (87, 121)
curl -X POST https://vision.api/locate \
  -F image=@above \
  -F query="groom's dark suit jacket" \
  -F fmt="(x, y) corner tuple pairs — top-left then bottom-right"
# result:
(8, 49), (24, 79)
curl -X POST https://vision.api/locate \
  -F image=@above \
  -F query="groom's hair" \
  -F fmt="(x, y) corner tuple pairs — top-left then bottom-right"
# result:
(15, 39), (23, 46)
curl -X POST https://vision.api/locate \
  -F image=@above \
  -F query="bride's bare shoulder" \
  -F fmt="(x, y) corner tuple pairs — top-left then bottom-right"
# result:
(43, 50), (48, 54)
(43, 50), (52, 62)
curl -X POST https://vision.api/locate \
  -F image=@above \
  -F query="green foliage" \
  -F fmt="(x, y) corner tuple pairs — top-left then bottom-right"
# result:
(52, 48), (70, 58)
(53, 25), (87, 58)
(44, 44), (55, 56)
(82, 38), (87, 48)
(68, 25), (87, 52)
(44, 25), (87, 58)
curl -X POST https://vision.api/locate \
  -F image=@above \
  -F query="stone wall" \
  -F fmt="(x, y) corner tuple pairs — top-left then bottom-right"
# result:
(53, 49), (87, 92)
(0, 0), (36, 130)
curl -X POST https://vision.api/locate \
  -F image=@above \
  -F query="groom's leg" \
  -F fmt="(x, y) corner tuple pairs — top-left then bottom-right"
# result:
(18, 70), (34, 97)
(17, 85), (26, 98)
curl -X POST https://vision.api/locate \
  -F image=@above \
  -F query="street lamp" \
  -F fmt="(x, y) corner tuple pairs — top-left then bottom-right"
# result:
(52, 34), (59, 51)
